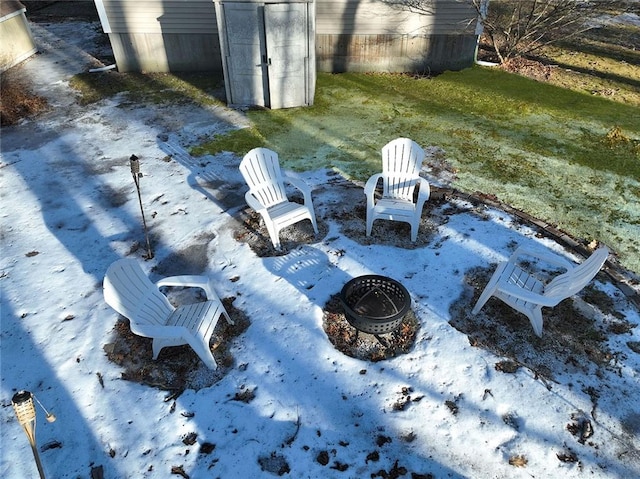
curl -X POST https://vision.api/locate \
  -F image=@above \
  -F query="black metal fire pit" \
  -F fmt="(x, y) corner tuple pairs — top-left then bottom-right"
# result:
(340, 275), (411, 335)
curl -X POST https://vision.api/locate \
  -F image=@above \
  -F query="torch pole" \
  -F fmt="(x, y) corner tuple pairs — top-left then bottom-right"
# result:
(29, 442), (46, 479)
(129, 155), (154, 259)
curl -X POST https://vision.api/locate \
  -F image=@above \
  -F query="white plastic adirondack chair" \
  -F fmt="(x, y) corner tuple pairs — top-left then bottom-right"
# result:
(103, 259), (234, 370)
(365, 138), (430, 242)
(472, 246), (609, 336)
(240, 147), (318, 249)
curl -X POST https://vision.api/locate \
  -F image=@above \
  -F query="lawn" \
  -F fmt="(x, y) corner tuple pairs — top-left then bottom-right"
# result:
(189, 67), (639, 275)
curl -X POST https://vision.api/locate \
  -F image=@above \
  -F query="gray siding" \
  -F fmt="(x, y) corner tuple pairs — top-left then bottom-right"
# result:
(316, 0), (477, 72)
(317, 33), (477, 73)
(97, 0), (220, 72)
(96, 0), (479, 73)
(316, 0), (477, 35)
(99, 0), (218, 34)
(109, 31), (222, 72)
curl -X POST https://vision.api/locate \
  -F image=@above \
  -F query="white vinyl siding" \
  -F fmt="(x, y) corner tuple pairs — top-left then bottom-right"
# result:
(98, 0), (477, 36)
(94, 0), (479, 73)
(315, 0), (477, 35)
(98, 0), (218, 34)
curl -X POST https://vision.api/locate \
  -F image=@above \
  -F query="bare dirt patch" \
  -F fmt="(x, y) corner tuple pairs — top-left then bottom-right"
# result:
(23, 1), (99, 22)
(322, 294), (420, 362)
(103, 296), (250, 392)
(450, 266), (636, 384)
(233, 173), (444, 258)
(500, 57), (553, 82)
(233, 203), (328, 258)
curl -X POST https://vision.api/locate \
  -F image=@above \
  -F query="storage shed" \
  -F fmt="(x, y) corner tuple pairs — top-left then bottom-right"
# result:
(0, 0), (37, 72)
(94, 0), (481, 107)
(95, 0), (479, 73)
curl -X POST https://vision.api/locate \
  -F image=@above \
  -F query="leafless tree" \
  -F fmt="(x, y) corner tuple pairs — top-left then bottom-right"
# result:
(479, 0), (630, 63)
(383, 0), (632, 63)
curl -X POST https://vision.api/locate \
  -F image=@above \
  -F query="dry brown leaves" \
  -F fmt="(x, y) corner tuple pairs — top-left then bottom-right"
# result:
(322, 294), (420, 362)
(501, 57), (553, 82)
(103, 297), (250, 392)
(450, 267), (633, 384)
(1, 72), (49, 126)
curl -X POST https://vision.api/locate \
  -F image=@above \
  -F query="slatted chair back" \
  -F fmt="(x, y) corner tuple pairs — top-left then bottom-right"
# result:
(544, 247), (609, 300)
(103, 259), (174, 333)
(240, 148), (288, 209)
(381, 138), (425, 201)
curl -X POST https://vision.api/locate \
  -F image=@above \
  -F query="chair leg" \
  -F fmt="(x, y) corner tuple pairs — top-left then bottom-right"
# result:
(471, 263), (506, 314)
(526, 307), (544, 337)
(410, 221), (419, 242)
(263, 217), (281, 249)
(366, 214), (374, 237)
(471, 286), (495, 315)
(151, 340), (163, 360)
(186, 336), (218, 370)
(308, 209), (319, 234)
(223, 309), (234, 326)
(152, 337), (185, 360)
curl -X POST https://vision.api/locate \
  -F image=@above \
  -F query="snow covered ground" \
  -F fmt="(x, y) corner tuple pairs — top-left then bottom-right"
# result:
(1, 20), (639, 479)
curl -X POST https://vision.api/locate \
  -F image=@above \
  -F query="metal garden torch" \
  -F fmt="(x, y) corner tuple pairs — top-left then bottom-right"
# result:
(11, 390), (55, 479)
(130, 154), (154, 259)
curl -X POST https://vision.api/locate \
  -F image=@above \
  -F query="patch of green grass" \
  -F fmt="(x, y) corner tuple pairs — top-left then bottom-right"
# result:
(556, 23), (640, 67)
(539, 23), (640, 107)
(220, 69), (640, 180)
(192, 69), (640, 273)
(69, 71), (226, 106)
(578, 126), (640, 176)
(190, 126), (266, 157)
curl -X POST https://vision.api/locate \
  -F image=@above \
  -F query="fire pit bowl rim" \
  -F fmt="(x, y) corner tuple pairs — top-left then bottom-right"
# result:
(339, 274), (411, 335)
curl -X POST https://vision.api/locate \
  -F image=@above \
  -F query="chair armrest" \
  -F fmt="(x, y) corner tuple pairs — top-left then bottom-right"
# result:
(415, 178), (430, 208)
(364, 174), (383, 196)
(283, 174), (314, 207)
(364, 174), (383, 209)
(282, 173), (313, 201)
(156, 275), (220, 301)
(245, 191), (267, 213)
(497, 281), (565, 307)
(508, 246), (574, 271)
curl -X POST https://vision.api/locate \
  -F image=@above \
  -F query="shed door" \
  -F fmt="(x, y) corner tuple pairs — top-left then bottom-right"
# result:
(264, 3), (308, 108)
(220, 2), (310, 108)
(222, 3), (268, 107)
